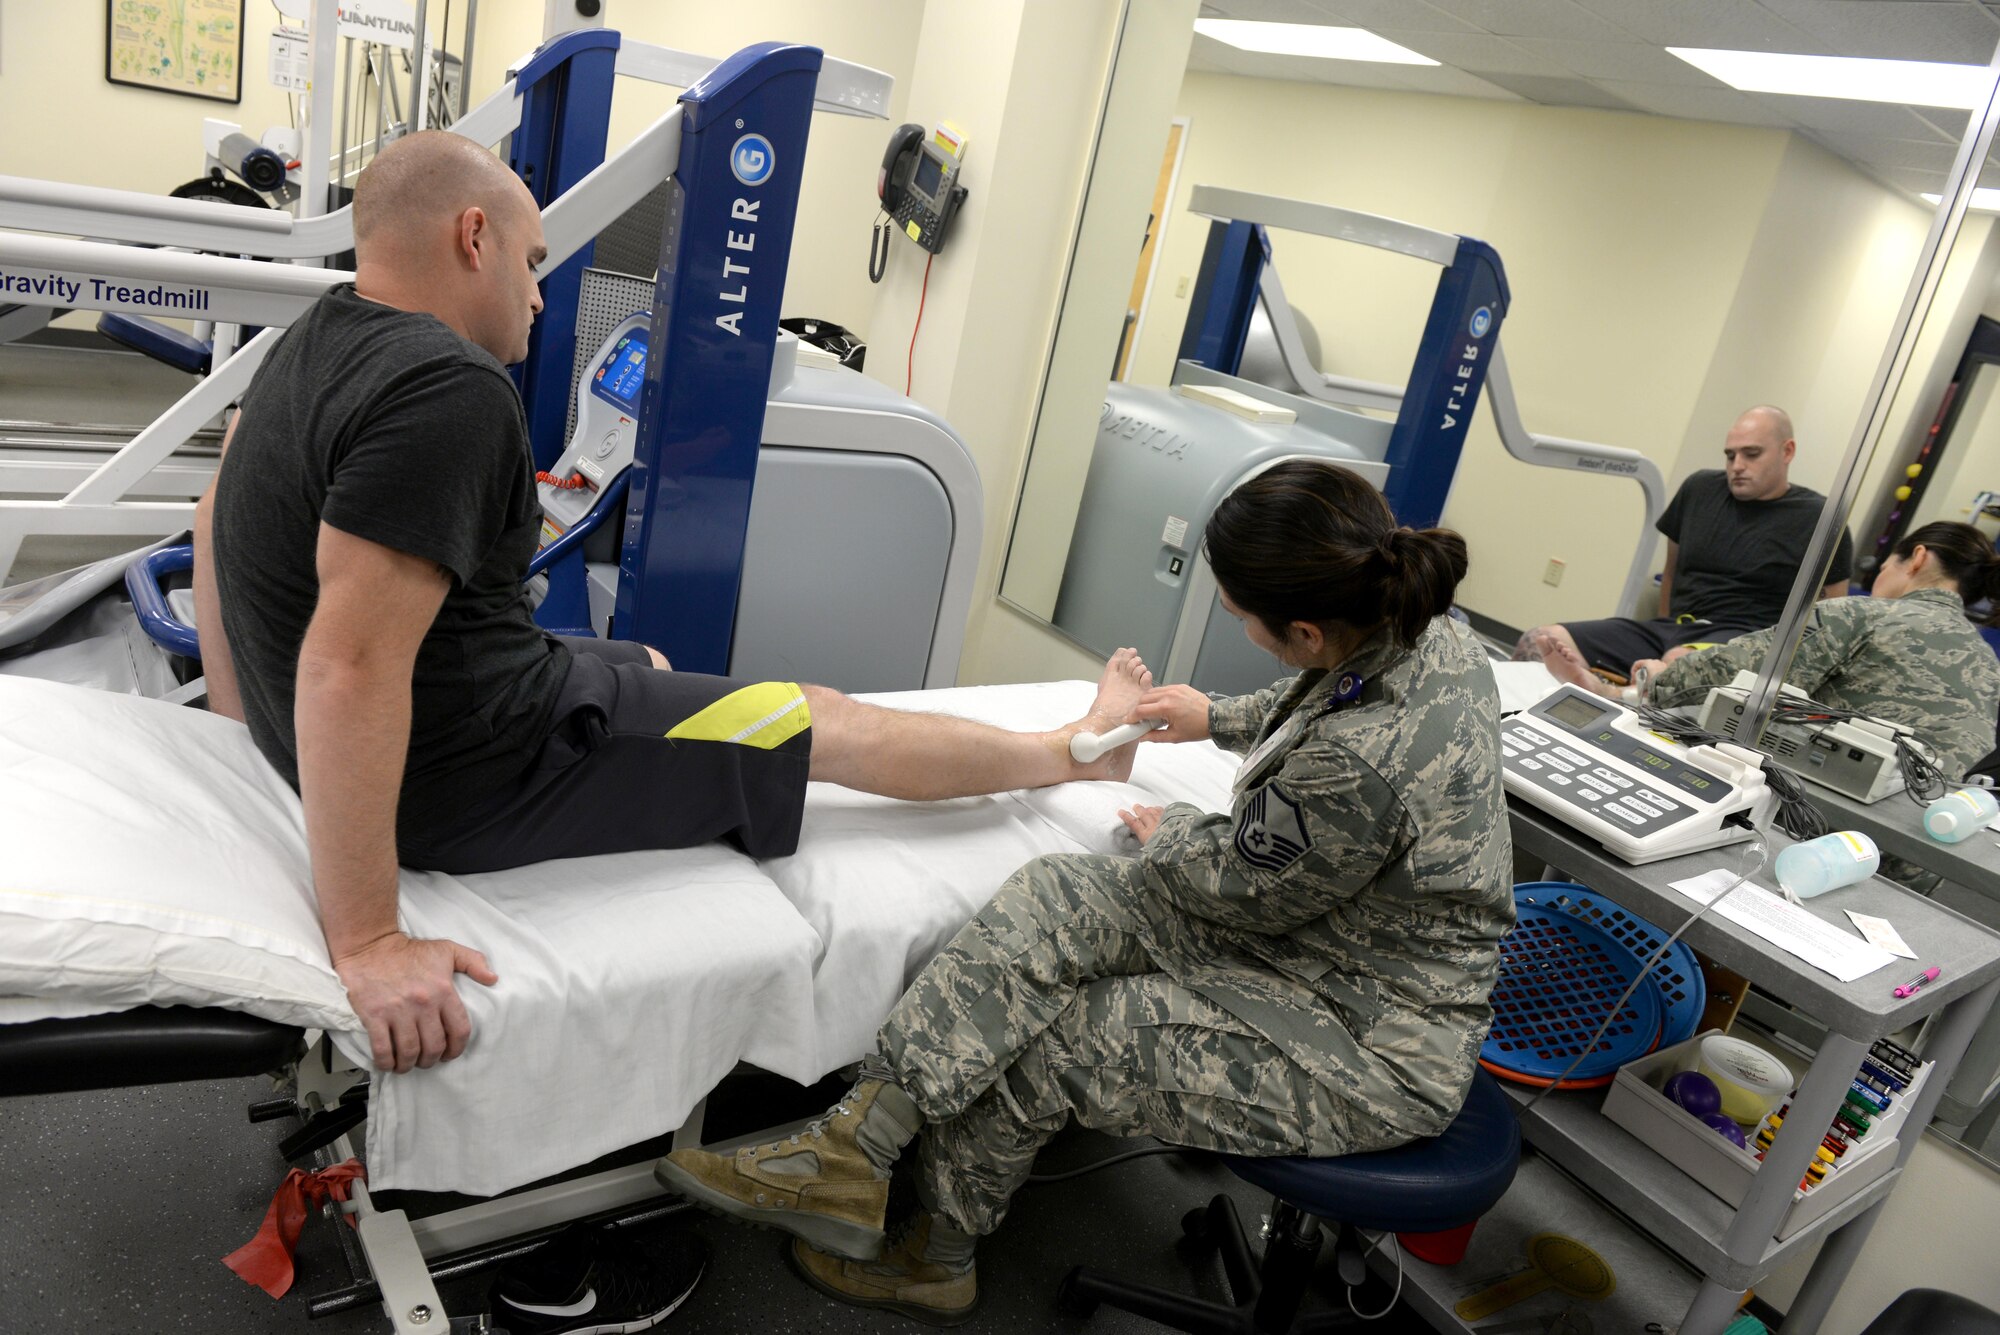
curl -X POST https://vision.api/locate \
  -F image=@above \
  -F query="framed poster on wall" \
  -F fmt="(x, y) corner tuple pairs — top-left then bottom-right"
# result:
(105, 0), (244, 103)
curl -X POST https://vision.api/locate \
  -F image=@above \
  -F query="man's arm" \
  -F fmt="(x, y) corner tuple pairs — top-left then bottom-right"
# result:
(297, 521), (497, 1074)
(193, 415), (245, 723)
(1658, 541), (1679, 618)
(1820, 581), (1846, 601)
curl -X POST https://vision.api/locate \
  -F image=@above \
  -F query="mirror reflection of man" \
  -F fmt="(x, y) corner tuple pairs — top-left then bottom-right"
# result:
(1517, 405), (1853, 679)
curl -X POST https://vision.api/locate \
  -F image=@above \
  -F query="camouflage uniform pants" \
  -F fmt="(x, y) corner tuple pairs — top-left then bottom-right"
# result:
(878, 854), (1370, 1236)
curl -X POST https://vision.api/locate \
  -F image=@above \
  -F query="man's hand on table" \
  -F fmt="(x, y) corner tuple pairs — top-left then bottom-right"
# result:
(335, 932), (500, 1073)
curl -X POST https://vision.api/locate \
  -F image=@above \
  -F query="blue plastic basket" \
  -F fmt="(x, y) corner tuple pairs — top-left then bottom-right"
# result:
(1516, 881), (1708, 1048)
(1481, 903), (1664, 1089)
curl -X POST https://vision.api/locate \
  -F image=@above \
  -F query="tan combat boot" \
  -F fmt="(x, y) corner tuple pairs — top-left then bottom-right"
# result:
(788, 1211), (978, 1327)
(653, 1072), (922, 1261)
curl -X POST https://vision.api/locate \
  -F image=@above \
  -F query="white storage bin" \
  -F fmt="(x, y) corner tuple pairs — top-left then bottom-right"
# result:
(1600, 1030), (1927, 1241)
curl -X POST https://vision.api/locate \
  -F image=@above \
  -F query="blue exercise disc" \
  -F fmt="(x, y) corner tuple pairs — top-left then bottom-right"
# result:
(1516, 882), (1708, 1047)
(1481, 902), (1664, 1088)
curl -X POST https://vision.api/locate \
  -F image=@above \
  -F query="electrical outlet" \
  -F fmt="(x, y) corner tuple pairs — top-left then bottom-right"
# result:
(1175, 275), (1190, 298)
(1543, 558), (1565, 587)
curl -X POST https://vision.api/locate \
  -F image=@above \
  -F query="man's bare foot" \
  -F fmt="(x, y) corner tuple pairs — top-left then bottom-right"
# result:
(1533, 631), (1615, 698)
(1086, 647), (1152, 730)
(1048, 648), (1154, 781)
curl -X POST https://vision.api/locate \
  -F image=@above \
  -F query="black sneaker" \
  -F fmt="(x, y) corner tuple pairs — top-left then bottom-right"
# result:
(489, 1222), (707, 1335)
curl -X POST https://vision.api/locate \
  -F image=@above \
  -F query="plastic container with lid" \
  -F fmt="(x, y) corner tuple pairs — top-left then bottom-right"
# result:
(1697, 1034), (1793, 1126)
(1923, 787), (1999, 844)
(1774, 831), (1879, 899)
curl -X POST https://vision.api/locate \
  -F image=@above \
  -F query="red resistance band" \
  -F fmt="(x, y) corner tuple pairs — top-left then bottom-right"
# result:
(222, 1159), (367, 1299)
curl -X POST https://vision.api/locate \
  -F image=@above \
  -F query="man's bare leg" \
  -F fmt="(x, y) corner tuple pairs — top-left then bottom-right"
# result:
(1513, 623), (1580, 663)
(1531, 630), (1617, 699)
(804, 649), (1155, 800)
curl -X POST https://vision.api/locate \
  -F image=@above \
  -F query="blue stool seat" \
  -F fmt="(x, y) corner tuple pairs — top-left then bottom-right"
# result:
(1058, 1070), (1521, 1334)
(97, 312), (212, 375)
(1223, 1066), (1519, 1235)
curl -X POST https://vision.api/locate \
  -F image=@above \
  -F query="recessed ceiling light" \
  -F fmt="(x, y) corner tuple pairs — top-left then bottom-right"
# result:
(1195, 19), (1439, 66)
(1921, 189), (2000, 212)
(1667, 47), (1993, 110)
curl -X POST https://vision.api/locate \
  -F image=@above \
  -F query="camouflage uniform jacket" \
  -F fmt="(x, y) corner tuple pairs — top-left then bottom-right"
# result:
(1651, 588), (2000, 779)
(1137, 616), (1515, 1137)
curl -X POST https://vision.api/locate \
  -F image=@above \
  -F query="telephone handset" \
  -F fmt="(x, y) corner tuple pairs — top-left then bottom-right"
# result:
(870, 121), (968, 282)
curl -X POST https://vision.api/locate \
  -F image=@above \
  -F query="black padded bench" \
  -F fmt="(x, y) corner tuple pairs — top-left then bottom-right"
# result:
(0, 1006), (306, 1097)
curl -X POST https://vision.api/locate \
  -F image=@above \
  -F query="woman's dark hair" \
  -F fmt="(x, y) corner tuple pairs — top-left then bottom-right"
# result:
(1203, 459), (1468, 649)
(1893, 520), (2000, 625)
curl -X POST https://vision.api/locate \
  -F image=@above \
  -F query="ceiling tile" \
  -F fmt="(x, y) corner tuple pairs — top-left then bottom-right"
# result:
(1185, 36), (1269, 75)
(1399, 65), (1532, 99)
(1198, 0), (1336, 20)
(1592, 79), (1802, 125)
(1913, 106), (1975, 137)
(1469, 72), (1644, 109)
(1302, 0), (1486, 32)
(1753, 0), (1998, 63)
(1807, 131), (1968, 170)
(1370, 29), (1576, 75)
(1862, 162), (1950, 194)
(1748, 95), (1960, 139)
(1255, 54), (1438, 89)
(1507, 35), (1720, 82)
(1569, 0), (1820, 52)
(1435, 0), (1643, 42)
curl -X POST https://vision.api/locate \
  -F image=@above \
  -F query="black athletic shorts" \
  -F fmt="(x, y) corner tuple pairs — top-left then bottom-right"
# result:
(1562, 615), (1759, 678)
(398, 636), (813, 873)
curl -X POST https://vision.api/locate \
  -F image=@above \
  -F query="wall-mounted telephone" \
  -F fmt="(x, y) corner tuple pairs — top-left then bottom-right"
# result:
(871, 121), (969, 282)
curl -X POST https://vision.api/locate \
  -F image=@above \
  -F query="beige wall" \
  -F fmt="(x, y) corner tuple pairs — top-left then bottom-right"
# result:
(998, 0), (1202, 622)
(1850, 215), (2000, 577)
(0, 3), (300, 195)
(1680, 136), (1930, 501)
(863, 0), (1199, 688)
(1911, 360), (2000, 530)
(1121, 70), (1940, 633)
(462, 0), (925, 342)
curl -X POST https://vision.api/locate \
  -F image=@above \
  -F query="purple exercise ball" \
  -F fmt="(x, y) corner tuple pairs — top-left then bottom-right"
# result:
(1702, 1112), (1749, 1148)
(1663, 1071), (1723, 1118)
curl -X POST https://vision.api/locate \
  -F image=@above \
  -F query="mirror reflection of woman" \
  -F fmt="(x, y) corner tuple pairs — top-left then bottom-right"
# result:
(1537, 520), (2000, 782)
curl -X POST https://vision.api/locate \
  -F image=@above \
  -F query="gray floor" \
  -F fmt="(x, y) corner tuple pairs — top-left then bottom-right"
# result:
(0, 1073), (1372, 1334)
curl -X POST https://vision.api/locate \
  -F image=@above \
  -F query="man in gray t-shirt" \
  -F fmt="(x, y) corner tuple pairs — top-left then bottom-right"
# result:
(198, 132), (1158, 1077)
(1515, 405), (1852, 679)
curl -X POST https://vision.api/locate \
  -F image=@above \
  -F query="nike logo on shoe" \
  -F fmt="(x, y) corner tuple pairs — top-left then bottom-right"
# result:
(499, 1287), (597, 1318)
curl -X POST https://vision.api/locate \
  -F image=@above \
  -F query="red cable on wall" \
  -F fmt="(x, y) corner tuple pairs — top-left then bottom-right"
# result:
(907, 253), (934, 396)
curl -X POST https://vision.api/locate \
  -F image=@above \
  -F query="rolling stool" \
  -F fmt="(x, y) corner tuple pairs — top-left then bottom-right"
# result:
(1057, 1070), (1520, 1334)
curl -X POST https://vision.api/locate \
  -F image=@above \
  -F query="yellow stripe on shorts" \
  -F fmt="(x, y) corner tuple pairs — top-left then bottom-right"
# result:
(665, 682), (811, 749)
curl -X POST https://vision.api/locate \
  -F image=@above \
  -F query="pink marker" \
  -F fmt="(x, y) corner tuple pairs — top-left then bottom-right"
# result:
(1893, 967), (1941, 999)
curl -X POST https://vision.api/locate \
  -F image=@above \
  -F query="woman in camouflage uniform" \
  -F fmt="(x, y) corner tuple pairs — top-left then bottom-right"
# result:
(656, 461), (1516, 1325)
(1539, 520), (2000, 781)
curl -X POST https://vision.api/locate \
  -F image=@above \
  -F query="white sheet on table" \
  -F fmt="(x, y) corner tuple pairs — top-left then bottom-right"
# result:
(758, 681), (1239, 1074)
(358, 680), (1240, 1194)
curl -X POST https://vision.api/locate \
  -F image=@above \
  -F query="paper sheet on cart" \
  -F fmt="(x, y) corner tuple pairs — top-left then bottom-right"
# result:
(1668, 869), (1897, 982)
(1488, 660), (1560, 716)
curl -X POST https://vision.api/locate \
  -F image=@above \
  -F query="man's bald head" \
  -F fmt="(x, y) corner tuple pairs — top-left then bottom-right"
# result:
(349, 130), (548, 366)
(352, 130), (535, 257)
(1723, 403), (1798, 501)
(1736, 405), (1794, 445)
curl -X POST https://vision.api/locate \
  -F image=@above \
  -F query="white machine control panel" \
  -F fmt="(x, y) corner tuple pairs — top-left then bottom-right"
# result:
(538, 312), (649, 547)
(1504, 685), (1774, 864)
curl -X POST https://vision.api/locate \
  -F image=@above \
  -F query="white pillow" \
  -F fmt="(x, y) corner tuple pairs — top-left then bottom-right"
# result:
(0, 676), (357, 1031)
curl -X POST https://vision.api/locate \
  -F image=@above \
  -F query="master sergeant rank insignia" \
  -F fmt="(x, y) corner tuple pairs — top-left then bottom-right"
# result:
(1235, 782), (1312, 873)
